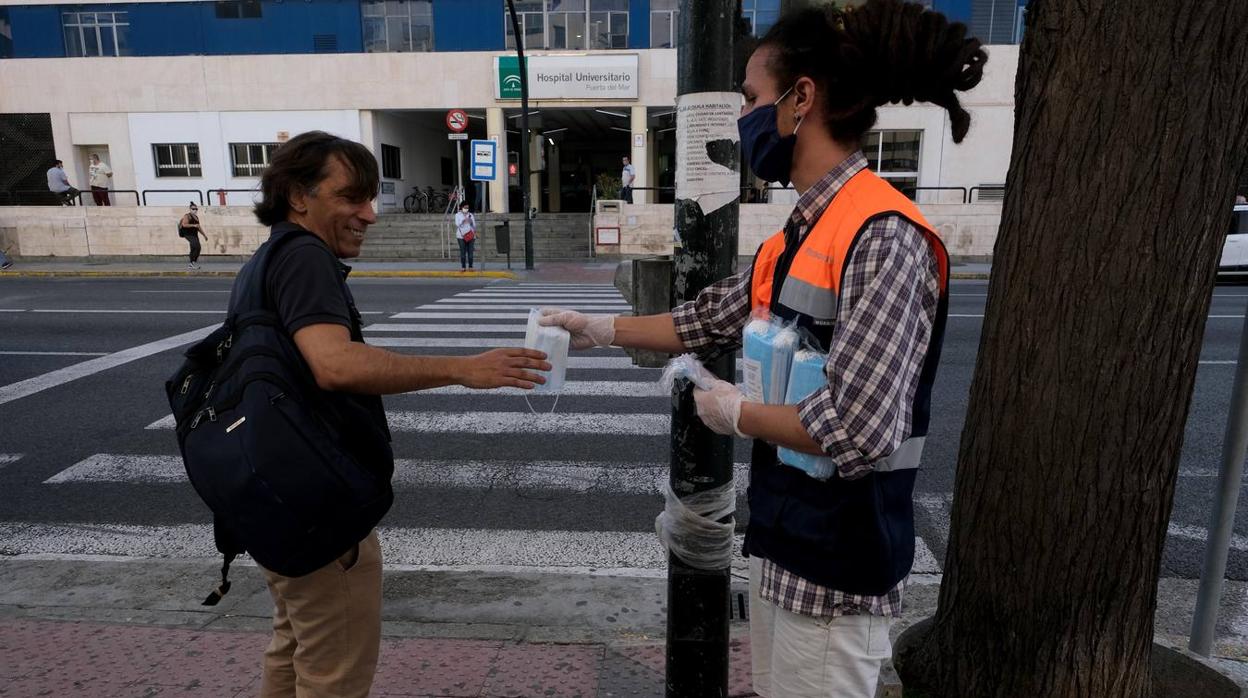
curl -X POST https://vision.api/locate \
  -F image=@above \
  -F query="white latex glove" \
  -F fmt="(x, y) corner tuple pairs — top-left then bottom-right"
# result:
(693, 378), (747, 438)
(538, 308), (616, 350)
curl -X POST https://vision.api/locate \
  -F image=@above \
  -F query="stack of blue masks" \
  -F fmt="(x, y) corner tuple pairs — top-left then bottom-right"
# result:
(742, 318), (799, 405)
(778, 349), (836, 479)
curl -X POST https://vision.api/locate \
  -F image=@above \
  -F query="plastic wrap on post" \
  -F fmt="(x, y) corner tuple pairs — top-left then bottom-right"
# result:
(660, 354), (720, 392)
(655, 479), (737, 570)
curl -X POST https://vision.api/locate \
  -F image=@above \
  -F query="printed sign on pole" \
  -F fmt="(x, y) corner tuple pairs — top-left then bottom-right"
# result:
(446, 109), (469, 133)
(470, 139), (498, 182)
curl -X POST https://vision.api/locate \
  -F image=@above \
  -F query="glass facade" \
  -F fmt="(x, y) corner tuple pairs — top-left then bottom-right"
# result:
(863, 130), (921, 197)
(363, 0), (433, 52)
(62, 11), (129, 57)
(505, 0), (628, 51)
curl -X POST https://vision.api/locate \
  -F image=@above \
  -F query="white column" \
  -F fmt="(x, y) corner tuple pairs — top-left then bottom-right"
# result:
(630, 105), (649, 203)
(358, 110), (380, 213)
(487, 107), (509, 213)
(529, 132), (542, 214)
(548, 142), (562, 213)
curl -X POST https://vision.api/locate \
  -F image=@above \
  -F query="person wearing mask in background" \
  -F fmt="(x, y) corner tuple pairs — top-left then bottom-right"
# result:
(89, 154), (113, 206)
(179, 202), (208, 270)
(620, 155), (636, 204)
(46, 160), (79, 206)
(539, 2), (984, 695)
(454, 200), (477, 272)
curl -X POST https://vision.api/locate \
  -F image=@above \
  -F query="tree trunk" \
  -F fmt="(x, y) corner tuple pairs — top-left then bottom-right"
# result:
(900, 1), (1248, 696)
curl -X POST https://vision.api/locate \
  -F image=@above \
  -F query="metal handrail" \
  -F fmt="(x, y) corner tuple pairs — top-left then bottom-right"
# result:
(205, 188), (260, 206)
(968, 185), (1006, 203)
(76, 189), (141, 206)
(6, 189), (74, 205)
(589, 184), (598, 257)
(142, 189), (204, 206)
(902, 186), (969, 204)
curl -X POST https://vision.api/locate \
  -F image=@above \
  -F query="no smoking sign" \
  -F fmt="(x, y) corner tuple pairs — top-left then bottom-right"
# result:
(446, 109), (469, 133)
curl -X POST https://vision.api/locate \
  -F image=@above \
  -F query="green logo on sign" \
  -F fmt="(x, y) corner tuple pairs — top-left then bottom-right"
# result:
(498, 56), (522, 99)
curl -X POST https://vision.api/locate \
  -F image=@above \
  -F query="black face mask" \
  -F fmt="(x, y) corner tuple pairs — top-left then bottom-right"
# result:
(738, 85), (802, 187)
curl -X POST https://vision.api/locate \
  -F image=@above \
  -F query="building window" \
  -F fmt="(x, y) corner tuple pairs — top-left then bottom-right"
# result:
(863, 130), (921, 197)
(505, 0), (628, 50)
(650, 0), (677, 48)
(741, 0), (780, 37)
(971, 0), (1024, 44)
(381, 144), (402, 179)
(62, 12), (130, 57)
(153, 143), (202, 178)
(215, 0), (262, 19)
(363, 0), (434, 53)
(230, 143), (279, 177)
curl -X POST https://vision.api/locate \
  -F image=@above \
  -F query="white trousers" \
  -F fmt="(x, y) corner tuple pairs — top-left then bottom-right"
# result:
(749, 557), (892, 698)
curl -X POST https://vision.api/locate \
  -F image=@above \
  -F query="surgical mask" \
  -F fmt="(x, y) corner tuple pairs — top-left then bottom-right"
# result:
(524, 308), (570, 411)
(738, 85), (802, 187)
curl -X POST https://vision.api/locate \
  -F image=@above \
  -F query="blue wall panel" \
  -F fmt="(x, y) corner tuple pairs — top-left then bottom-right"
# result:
(198, 0), (362, 55)
(933, 0), (973, 26)
(123, 3), (204, 56)
(8, 6), (64, 58)
(627, 0), (648, 49)
(433, 0), (504, 52)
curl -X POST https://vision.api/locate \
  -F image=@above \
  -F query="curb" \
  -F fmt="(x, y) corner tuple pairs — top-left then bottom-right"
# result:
(949, 272), (990, 280)
(0, 270), (517, 280)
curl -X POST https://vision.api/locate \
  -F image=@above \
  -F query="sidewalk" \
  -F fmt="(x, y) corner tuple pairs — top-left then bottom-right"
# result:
(0, 259), (992, 282)
(1, 558), (1245, 697)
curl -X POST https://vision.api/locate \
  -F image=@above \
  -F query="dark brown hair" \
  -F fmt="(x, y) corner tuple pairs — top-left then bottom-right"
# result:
(759, 0), (987, 145)
(254, 131), (380, 226)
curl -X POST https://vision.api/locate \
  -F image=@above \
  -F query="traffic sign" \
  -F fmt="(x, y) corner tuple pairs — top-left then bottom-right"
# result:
(448, 133), (469, 140)
(446, 109), (469, 133)
(470, 139), (497, 182)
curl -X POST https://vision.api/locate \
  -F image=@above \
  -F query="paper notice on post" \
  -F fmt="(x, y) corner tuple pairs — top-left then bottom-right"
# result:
(675, 92), (743, 216)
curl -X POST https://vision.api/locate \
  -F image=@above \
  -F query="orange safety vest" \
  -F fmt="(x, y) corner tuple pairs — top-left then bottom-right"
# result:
(742, 167), (950, 596)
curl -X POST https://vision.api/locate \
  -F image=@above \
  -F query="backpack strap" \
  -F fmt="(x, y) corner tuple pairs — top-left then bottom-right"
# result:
(200, 225), (317, 605)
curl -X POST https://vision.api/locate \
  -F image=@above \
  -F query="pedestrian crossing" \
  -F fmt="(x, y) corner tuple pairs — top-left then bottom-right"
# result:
(7, 282), (957, 577)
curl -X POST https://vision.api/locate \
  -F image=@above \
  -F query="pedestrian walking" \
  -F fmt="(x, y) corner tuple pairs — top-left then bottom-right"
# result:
(539, 2), (985, 695)
(178, 202), (207, 269)
(0, 248), (12, 271)
(89, 154), (113, 206)
(172, 131), (549, 698)
(620, 155), (635, 203)
(454, 200), (477, 271)
(45, 160), (79, 206)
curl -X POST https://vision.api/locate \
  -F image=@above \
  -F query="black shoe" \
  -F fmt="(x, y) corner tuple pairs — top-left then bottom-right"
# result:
(0, 262), (12, 271)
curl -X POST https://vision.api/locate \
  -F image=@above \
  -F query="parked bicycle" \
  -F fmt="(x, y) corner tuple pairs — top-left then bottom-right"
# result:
(403, 186), (429, 213)
(428, 186), (450, 213)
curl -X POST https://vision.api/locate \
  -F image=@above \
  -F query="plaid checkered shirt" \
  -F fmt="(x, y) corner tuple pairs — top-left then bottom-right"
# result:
(670, 152), (940, 618)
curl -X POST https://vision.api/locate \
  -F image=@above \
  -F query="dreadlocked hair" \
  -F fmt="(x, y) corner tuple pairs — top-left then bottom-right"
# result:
(759, 0), (987, 144)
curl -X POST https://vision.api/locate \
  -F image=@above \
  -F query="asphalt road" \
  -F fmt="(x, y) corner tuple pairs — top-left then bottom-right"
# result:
(0, 274), (1245, 581)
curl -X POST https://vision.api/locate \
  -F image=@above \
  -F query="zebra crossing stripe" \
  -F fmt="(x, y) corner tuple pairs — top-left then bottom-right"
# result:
(436, 298), (629, 305)
(145, 411), (670, 434)
(422, 304), (631, 311)
(45, 454), (751, 493)
(369, 337), (525, 348)
(364, 324), (527, 334)
(392, 313), (533, 320)
(423, 380), (664, 396)
(0, 454), (23, 466)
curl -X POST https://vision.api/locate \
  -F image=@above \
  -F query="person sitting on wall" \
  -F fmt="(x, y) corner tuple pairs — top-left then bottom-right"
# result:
(46, 160), (80, 206)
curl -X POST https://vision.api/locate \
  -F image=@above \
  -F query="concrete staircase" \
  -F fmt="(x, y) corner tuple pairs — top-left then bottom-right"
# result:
(358, 213), (594, 262)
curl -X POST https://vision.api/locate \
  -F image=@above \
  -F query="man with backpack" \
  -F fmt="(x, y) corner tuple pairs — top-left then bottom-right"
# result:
(170, 131), (549, 698)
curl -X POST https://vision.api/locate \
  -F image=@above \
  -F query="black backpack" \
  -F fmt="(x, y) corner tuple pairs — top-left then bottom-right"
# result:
(166, 227), (394, 604)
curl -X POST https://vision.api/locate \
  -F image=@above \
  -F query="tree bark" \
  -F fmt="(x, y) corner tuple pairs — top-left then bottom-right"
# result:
(900, 1), (1248, 696)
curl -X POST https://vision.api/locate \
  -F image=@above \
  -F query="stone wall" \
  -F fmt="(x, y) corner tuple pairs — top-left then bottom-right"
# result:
(593, 201), (1002, 260)
(0, 206), (269, 258)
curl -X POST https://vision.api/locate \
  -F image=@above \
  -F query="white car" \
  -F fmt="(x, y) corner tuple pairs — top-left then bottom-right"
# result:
(1219, 205), (1248, 278)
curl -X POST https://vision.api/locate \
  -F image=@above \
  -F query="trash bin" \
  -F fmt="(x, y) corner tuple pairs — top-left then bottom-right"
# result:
(495, 221), (511, 255)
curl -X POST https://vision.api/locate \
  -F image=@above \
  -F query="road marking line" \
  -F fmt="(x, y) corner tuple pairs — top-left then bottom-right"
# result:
(0, 454), (23, 466)
(364, 323), (526, 333)
(130, 290), (230, 294)
(45, 454), (751, 493)
(0, 324), (218, 407)
(393, 312), (533, 320)
(147, 410), (670, 434)
(0, 309), (26, 313)
(1201, 361), (1237, 365)
(1168, 523), (1248, 553)
(423, 304), (631, 311)
(0, 351), (110, 357)
(29, 309), (225, 315)
(369, 337), (525, 348)
(421, 380), (665, 397)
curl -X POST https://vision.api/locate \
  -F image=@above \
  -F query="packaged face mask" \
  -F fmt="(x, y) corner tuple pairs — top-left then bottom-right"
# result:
(778, 348), (836, 479)
(524, 308), (570, 394)
(742, 317), (799, 405)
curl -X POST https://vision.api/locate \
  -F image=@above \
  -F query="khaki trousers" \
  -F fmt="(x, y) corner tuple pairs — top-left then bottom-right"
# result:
(259, 530), (383, 698)
(749, 556), (892, 698)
